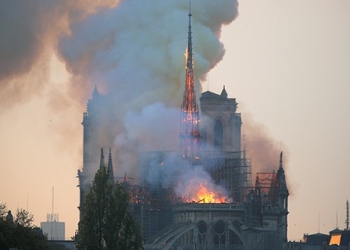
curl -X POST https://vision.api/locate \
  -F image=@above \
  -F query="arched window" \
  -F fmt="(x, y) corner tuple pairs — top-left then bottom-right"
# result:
(214, 119), (223, 150)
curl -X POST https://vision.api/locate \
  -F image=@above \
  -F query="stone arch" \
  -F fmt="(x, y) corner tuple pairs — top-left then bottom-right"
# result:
(161, 223), (196, 250)
(228, 219), (244, 245)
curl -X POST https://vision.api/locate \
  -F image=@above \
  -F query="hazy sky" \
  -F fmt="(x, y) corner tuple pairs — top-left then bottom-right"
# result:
(0, 0), (350, 241)
(210, 1), (350, 240)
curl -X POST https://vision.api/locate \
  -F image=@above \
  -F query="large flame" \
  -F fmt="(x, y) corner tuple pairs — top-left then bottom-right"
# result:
(184, 183), (229, 203)
(196, 183), (227, 203)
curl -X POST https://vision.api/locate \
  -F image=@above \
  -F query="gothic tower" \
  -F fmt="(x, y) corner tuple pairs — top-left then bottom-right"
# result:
(200, 85), (242, 153)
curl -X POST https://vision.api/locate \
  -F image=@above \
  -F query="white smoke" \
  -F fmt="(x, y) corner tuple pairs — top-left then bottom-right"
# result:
(175, 166), (231, 203)
(57, 0), (239, 179)
(1, 0), (288, 200)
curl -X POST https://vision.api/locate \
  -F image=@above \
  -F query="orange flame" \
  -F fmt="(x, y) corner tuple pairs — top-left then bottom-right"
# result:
(186, 183), (228, 203)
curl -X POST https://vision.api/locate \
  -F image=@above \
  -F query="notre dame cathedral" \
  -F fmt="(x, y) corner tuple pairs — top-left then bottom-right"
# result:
(77, 7), (289, 250)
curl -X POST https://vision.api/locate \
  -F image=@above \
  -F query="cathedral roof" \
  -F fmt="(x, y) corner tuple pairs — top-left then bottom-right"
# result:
(200, 91), (225, 99)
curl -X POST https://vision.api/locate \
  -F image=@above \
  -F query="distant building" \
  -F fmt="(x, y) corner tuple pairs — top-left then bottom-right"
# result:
(40, 214), (65, 240)
(328, 229), (350, 250)
(303, 232), (329, 246)
(286, 229), (350, 250)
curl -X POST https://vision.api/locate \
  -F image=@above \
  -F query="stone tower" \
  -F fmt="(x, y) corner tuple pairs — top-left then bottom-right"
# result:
(200, 85), (242, 153)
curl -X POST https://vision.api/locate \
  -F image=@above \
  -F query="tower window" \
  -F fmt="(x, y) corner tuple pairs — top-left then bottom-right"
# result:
(214, 119), (223, 150)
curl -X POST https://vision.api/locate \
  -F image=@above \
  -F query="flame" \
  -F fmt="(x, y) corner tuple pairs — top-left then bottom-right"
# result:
(184, 48), (188, 65)
(186, 183), (228, 203)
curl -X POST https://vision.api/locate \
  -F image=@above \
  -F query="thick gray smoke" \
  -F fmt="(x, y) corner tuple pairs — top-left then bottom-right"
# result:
(59, 0), (239, 107)
(1, 0), (289, 196)
(1, 0), (289, 198)
(0, 0), (238, 180)
(56, 0), (239, 178)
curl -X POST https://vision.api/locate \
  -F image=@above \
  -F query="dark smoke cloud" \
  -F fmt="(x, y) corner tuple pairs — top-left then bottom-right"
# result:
(0, 0), (119, 110)
(0, 1), (53, 108)
(0, 1), (46, 80)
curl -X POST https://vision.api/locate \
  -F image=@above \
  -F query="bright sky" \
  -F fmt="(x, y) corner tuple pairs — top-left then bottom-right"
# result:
(211, 1), (350, 240)
(0, 0), (350, 241)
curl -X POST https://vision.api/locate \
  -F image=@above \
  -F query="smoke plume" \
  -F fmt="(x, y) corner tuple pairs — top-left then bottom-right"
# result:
(242, 112), (289, 178)
(1, 0), (289, 190)
(1, 0), (238, 178)
(175, 166), (231, 203)
(55, 0), (239, 178)
(0, 0), (120, 110)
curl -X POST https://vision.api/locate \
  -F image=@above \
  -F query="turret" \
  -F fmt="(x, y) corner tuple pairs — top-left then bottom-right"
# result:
(277, 151), (289, 211)
(277, 151), (289, 244)
(92, 85), (100, 99)
(220, 85), (228, 98)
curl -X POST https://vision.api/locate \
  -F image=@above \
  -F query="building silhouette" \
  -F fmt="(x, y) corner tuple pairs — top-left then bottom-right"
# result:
(41, 214), (65, 241)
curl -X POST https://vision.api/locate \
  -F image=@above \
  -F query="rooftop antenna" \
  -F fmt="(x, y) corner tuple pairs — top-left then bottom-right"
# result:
(336, 209), (339, 229)
(51, 187), (54, 240)
(52, 187), (54, 219)
(346, 199), (349, 230)
(318, 211), (320, 233)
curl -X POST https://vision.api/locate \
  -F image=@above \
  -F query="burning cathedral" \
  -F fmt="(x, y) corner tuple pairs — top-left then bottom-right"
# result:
(78, 6), (289, 250)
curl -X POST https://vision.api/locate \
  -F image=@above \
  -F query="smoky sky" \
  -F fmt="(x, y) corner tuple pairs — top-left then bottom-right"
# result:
(0, 1), (48, 80)
(0, 0), (287, 181)
(57, 0), (239, 178)
(0, 0), (238, 111)
(0, 0), (118, 109)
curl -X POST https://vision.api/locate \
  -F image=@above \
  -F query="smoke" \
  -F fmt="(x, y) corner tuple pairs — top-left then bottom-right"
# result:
(142, 153), (231, 202)
(175, 166), (231, 203)
(58, 0), (238, 106)
(0, 0), (120, 110)
(1, 0), (289, 194)
(54, 0), (239, 178)
(242, 112), (289, 177)
(114, 102), (180, 176)
(116, 103), (180, 151)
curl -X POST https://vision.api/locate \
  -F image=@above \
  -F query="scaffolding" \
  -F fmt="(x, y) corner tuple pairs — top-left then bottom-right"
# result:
(134, 150), (253, 242)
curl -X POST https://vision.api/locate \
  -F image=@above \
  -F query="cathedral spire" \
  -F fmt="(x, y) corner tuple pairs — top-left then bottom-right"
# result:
(99, 147), (105, 169)
(186, 0), (193, 71)
(277, 151), (288, 194)
(279, 151), (283, 170)
(180, 1), (201, 161)
(108, 147), (114, 183)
